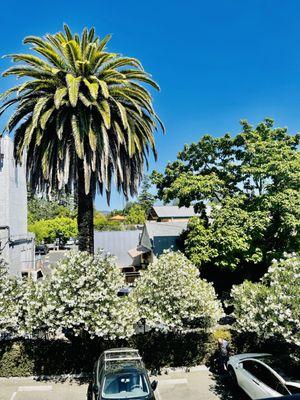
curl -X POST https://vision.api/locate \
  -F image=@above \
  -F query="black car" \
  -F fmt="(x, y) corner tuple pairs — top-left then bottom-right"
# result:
(35, 244), (49, 255)
(91, 348), (157, 400)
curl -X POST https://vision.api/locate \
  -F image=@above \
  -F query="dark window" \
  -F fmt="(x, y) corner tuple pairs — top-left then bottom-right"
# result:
(286, 384), (300, 394)
(15, 165), (19, 186)
(0, 154), (4, 171)
(243, 361), (289, 395)
(37, 270), (43, 280)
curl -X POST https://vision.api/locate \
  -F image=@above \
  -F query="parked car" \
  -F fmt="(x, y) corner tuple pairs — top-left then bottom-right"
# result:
(35, 244), (49, 255)
(228, 353), (300, 399)
(65, 237), (76, 247)
(91, 348), (158, 400)
(261, 396), (300, 400)
(117, 286), (134, 297)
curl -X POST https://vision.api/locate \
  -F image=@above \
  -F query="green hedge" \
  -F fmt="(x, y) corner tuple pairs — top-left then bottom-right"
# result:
(0, 331), (215, 377)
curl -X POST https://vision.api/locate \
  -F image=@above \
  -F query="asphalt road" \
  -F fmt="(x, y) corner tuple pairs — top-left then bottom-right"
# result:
(0, 368), (247, 400)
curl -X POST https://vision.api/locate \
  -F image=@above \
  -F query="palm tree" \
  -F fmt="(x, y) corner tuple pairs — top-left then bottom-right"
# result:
(0, 24), (163, 253)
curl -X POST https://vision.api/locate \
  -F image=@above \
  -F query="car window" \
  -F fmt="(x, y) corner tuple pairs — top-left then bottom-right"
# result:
(243, 360), (259, 377)
(259, 356), (300, 382)
(286, 384), (300, 394)
(243, 360), (289, 395)
(98, 365), (105, 384)
(102, 370), (150, 399)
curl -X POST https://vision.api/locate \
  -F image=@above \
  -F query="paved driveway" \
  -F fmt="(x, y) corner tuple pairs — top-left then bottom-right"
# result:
(0, 367), (247, 400)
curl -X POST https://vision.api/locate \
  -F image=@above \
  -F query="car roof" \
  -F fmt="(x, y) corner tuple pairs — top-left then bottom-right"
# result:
(232, 353), (271, 361)
(98, 348), (144, 373)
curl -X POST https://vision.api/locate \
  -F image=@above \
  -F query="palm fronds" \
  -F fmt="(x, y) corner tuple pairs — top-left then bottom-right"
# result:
(0, 24), (164, 200)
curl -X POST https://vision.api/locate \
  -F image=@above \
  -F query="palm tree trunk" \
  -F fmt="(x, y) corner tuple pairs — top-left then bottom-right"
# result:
(77, 159), (94, 253)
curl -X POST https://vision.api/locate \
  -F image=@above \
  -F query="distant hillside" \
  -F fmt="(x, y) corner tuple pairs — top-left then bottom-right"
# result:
(98, 210), (111, 216)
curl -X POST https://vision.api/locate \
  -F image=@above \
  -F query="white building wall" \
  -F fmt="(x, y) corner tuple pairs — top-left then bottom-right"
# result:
(0, 136), (34, 276)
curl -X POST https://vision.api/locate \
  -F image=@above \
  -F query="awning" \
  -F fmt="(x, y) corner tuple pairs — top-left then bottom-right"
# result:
(128, 245), (150, 258)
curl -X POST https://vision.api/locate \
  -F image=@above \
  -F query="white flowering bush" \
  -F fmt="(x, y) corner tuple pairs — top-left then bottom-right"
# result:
(231, 254), (300, 347)
(0, 258), (37, 336)
(0, 258), (19, 334)
(38, 251), (139, 339)
(132, 251), (223, 330)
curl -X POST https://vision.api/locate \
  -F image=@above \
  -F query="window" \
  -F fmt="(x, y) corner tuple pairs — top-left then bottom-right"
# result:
(243, 360), (289, 395)
(15, 165), (19, 187)
(102, 371), (150, 399)
(0, 154), (4, 171)
(37, 270), (43, 280)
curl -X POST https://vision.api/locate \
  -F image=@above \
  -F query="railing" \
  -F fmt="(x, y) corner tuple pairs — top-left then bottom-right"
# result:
(124, 271), (141, 284)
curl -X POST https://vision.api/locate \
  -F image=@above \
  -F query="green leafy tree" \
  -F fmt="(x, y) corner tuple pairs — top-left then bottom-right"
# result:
(27, 193), (76, 224)
(28, 216), (77, 244)
(132, 251), (223, 330)
(94, 210), (122, 231)
(137, 175), (155, 214)
(0, 24), (163, 253)
(153, 119), (300, 281)
(124, 203), (146, 224)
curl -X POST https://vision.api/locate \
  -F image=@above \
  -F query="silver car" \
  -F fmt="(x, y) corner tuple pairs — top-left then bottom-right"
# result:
(227, 353), (300, 399)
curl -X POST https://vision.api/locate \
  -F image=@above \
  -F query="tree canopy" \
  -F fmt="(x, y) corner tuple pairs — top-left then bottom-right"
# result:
(28, 193), (76, 224)
(137, 174), (155, 214)
(28, 216), (77, 244)
(152, 119), (300, 280)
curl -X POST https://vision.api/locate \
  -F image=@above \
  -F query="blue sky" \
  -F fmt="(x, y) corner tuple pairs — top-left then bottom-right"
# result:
(1, 0), (300, 210)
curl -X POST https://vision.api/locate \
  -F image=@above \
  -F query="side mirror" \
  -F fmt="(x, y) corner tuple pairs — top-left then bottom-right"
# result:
(238, 362), (243, 369)
(151, 380), (158, 391)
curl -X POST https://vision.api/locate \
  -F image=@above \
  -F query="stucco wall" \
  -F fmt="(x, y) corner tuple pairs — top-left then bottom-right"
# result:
(0, 136), (34, 276)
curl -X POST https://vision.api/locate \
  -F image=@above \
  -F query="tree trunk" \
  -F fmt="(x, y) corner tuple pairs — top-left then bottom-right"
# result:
(77, 160), (94, 254)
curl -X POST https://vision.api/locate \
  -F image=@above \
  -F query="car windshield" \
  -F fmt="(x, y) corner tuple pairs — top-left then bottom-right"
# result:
(102, 368), (150, 399)
(259, 356), (300, 383)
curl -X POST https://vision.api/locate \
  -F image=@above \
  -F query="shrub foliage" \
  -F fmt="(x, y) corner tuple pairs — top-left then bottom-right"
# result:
(231, 254), (300, 347)
(132, 251), (223, 330)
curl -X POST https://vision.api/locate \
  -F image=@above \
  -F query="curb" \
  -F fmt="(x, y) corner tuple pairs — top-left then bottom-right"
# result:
(0, 372), (91, 381)
(0, 365), (209, 380)
(150, 365), (209, 376)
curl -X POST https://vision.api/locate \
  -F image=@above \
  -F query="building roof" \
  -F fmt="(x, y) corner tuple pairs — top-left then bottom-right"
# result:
(109, 214), (125, 221)
(145, 221), (188, 239)
(94, 229), (140, 267)
(151, 205), (196, 218)
(144, 221), (188, 256)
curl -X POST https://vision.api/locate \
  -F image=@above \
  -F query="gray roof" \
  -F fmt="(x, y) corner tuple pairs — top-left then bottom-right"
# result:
(94, 230), (140, 267)
(152, 205), (196, 218)
(144, 221), (188, 256)
(145, 221), (188, 239)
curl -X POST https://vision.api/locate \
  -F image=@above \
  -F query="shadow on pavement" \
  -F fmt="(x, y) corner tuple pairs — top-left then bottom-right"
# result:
(209, 373), (249, 400)
(35, 375), (91, 385)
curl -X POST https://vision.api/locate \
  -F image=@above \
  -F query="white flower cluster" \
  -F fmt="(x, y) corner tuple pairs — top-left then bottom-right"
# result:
(0, 258), (36, 336)
(231, 253), (300, 347)
(0, 259), (20, 333)
(37, 251), (139, 339)
(132, 251), (223, 330)
(0, 251), (223, 339)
